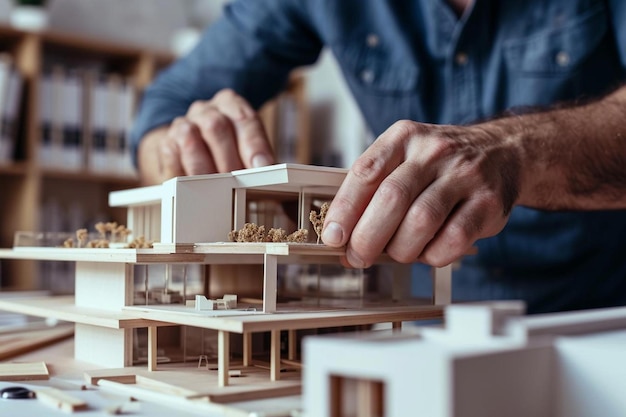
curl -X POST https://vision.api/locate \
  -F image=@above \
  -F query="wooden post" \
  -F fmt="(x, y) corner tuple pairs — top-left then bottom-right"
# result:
(270, 330), (281, 381)
(263, 254), (278, 313)
(392, 321), (402, 330)
(288, 329), (296, 360)
(148, 326), (157, 372)
(242, 332), (252, 367)
(218, 330), (230, 387)
(433, 264), (452, 305)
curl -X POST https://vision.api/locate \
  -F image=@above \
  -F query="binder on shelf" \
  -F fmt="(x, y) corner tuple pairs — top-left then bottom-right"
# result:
(87, 73), (137, 177)
(88, 73), (109, 173)
(39, 66), (85, 171)
(0, 54), (23, 165)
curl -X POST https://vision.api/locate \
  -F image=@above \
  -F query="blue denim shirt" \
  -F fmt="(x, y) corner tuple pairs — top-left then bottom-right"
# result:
(132, 0), (626, 313)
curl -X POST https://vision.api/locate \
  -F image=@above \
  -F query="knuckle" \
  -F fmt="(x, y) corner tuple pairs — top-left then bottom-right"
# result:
(387, 246), (417, 264)
(407, 200), (445, 231)
(420, 250), (452, 268)
(351, 155), (386, 185)
(378, 177), (412, 208)
(215, 88), (237, 101)
(188, 100), (207, 114)
(388, 119), (417, 139)
(198, 113), (230, 137)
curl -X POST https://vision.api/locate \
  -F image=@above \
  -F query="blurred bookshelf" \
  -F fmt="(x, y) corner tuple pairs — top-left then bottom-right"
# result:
(0, 24), (310, 292)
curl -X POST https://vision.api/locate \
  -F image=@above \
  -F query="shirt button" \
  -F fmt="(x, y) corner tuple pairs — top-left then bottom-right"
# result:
(361, 69), (375, 83)
(366, 33), (379, 48)
(455, 52), (469, 66)
(555, 51), (570, 67)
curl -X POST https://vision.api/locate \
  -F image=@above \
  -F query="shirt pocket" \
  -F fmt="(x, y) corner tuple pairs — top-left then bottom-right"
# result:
(503, 4), (608, 106)
(334, 41), (420, 96)
(332, 40), (424, 132)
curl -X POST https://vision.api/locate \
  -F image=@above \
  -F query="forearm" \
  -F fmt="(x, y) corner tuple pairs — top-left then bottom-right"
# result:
(489, 85), (626, 210)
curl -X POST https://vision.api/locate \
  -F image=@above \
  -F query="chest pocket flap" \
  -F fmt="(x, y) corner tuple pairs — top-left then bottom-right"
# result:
(505, 5), (607, 74)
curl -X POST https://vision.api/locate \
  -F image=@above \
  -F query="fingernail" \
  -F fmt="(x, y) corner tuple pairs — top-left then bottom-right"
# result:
(346, 249), (366, 269)
(321, 222), (343, 246)
(252, 154), (272, 168)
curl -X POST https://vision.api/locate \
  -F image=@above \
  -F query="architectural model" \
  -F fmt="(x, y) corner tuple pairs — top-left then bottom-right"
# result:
(0, 164), (452, 399)
(304, 301), (626, 417)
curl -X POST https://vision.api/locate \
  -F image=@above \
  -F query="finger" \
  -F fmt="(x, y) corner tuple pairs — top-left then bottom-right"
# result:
(344, 160), (436, 268)
(160, 118), (193, 179)
(168, 117), (216, 176)
(187, 102), (243, 172)
(385, 178), (460, 264)
(418, 193), (505, 266)
(212, 89), (275, 169)
(159, 137), (184, 180)
(321, 122), (412, 248)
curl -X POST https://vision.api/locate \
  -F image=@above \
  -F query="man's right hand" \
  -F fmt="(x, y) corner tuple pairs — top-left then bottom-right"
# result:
(137, 89), (275, 185)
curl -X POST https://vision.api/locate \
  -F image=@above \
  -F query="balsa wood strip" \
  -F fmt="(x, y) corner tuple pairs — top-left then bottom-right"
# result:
(187, 384), (302, 404)
(270, 330), (281, 382)
(34, 387), (88, 412)
(0, 361), (49, 381)
(84, 369), (137, 386)
(97, 379), (248, 417)
(147, 326), (157, 372)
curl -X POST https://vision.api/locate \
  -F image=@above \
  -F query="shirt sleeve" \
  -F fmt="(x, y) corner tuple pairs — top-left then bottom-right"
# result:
(130, 0), (323, 165)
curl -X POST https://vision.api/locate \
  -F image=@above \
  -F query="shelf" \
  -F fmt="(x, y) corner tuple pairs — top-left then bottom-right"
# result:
(0, 24), (172, 61)
(40, 168), (140, 186)
(0, 162), (28, 176)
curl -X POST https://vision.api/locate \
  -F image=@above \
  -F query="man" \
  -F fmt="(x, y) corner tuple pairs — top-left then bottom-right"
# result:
(132, 0), (626, 313)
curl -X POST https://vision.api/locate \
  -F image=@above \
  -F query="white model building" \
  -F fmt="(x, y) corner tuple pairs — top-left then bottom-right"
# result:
(303, 301), (626, 417)
(0, 164), (452, 392)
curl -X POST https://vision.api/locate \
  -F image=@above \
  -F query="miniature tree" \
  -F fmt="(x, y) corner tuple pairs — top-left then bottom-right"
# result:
(76, 228), (88, 248)
(309, 202), (330, 244)
(95, 222), (107, 239)
(287, 229), (308, 243)
(266, 227), (288, 242)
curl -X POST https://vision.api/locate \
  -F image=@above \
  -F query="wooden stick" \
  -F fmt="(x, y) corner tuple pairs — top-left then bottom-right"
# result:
(218, 330), (230, 387)
(35, 387), (88, 413)
(242, 332), (252, 367)
(287, 329), (296, 360)
(97, 379), (248, 416)
(186, 384), (301, 404)
(84, 370), (136, 386)
(263, 254), (278, 313)
(147, 326), (157, 371)
(270, 329), (281, 381)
